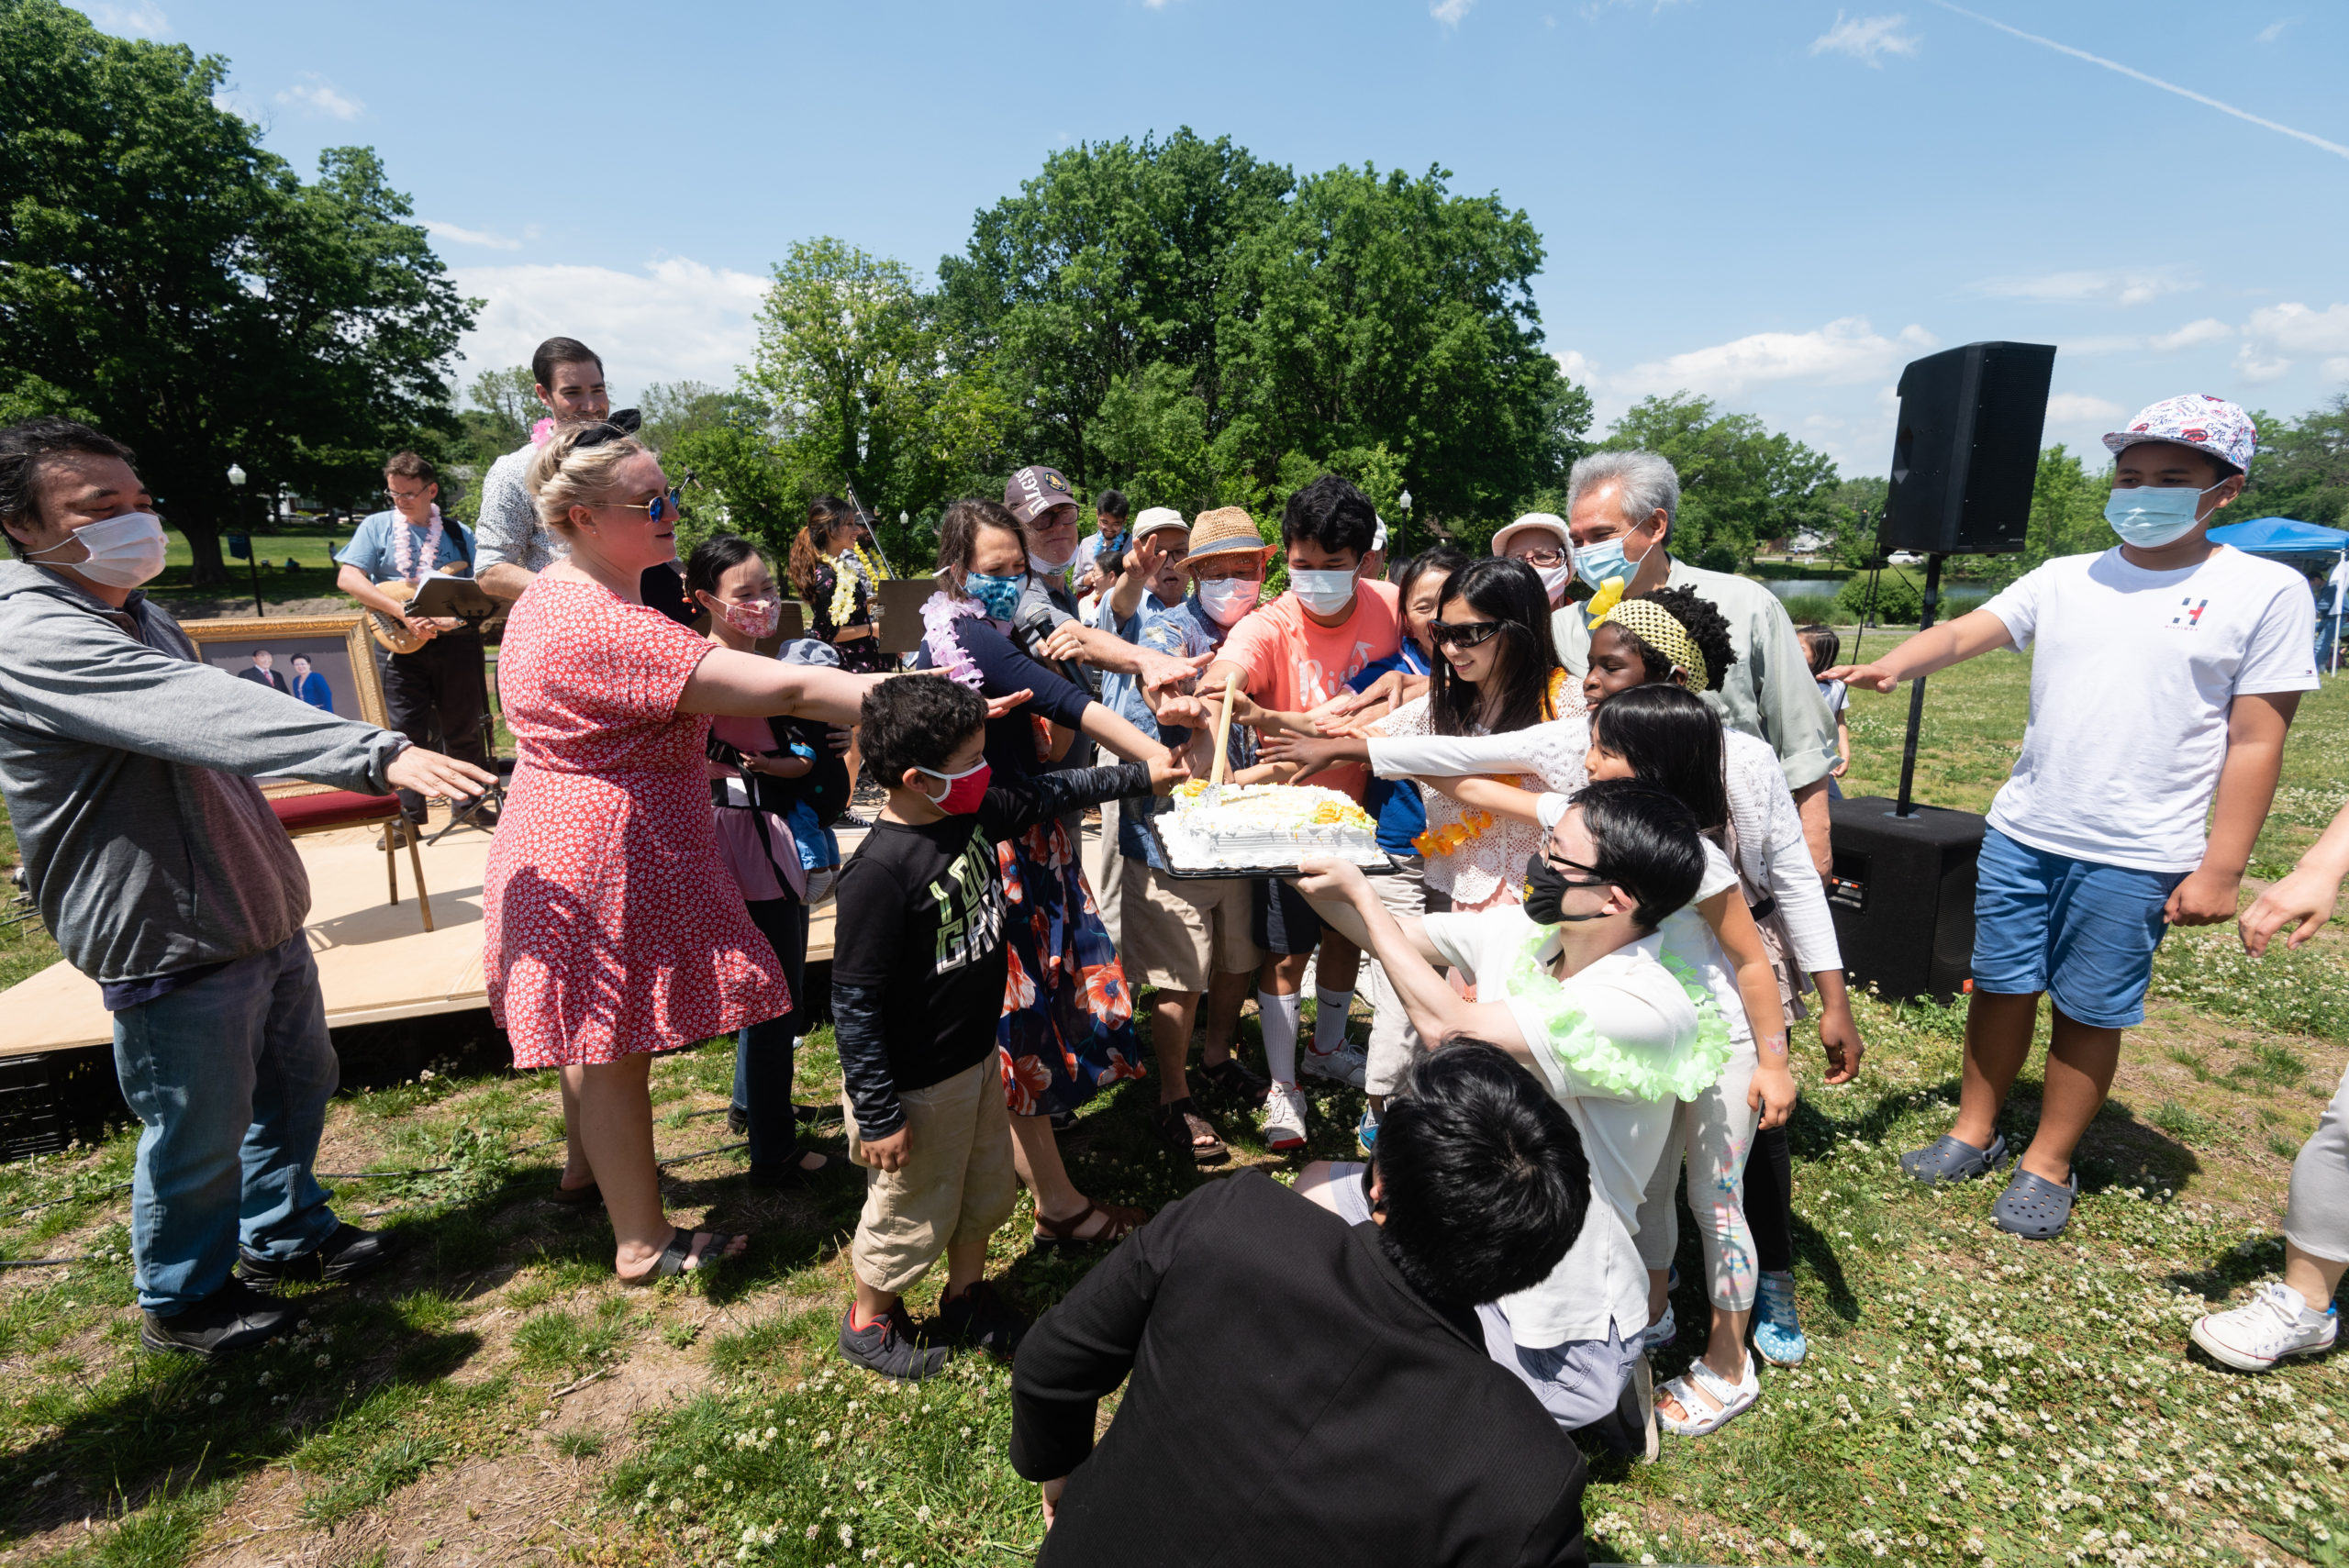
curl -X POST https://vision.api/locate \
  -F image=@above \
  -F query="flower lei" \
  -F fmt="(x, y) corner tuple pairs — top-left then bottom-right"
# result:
(529, 417), (556, 446)
(920, 591), (986, 690)
(1410, 672), (1575, 855)
(1497, 931), (1734, 1103)
(827, 550), (864, 628)
(391, 505), (444, 585)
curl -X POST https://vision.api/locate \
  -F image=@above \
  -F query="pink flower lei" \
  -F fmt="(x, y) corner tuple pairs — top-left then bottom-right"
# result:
(920, 590), (986, 690)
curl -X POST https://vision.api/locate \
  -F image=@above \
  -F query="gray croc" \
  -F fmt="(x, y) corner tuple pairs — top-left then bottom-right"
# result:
(1899, 1132), (2008, 1184)
(1991, 1167), (2077, 1240)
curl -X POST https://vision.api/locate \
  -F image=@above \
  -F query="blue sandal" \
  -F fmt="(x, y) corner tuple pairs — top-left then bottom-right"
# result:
(1992, 1167), (2077, 1240)
(1899, 1132), (2008, 1184)
(1753, 1271), (1807, 1366)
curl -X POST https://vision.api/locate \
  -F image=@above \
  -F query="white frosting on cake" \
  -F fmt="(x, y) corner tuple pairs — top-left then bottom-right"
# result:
(1159, 783), (1386, 872)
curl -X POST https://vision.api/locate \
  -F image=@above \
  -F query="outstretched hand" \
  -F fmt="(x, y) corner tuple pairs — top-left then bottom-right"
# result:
(984, 688), (1034, 721)
(1147, 750), (1192, 795)
(1290, 854), (1371, 906)
(384, 746), (497, 803)
(1822, 662), (1899, 695)
(1258, 733), (1358, 783)
(2241, 862), (2345, 954)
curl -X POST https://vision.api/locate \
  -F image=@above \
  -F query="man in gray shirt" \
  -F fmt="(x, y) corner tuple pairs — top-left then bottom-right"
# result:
(0, 419), (495, 1358)
(1553, 450), (1841, 874)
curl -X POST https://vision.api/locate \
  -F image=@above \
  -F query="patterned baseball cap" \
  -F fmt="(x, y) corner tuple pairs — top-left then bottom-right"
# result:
(2102, 394), (2258, 474)
(1004, 464), (1078, 526)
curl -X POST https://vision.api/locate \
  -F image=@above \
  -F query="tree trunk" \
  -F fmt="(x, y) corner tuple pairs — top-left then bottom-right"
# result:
(179, 513), (228, 587)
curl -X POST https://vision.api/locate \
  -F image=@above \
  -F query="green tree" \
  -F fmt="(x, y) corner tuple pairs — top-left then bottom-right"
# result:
(1600, 393), (1838, 567)
(1822, 475), (1888, 567)
(2242, 395), (2349, 527)
(463, 365), (537, 450)
(0, 0), (473, 583)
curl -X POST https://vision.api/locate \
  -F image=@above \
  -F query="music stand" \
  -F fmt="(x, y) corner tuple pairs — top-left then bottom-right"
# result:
(876, 578), (934, 656)
(407, 575), (509, 846)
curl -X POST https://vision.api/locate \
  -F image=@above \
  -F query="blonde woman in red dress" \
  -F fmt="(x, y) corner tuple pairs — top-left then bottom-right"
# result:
(485, 426), (1001, 1283)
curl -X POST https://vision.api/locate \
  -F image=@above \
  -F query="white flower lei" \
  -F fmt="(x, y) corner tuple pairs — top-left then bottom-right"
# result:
(391, 505), (444, 584)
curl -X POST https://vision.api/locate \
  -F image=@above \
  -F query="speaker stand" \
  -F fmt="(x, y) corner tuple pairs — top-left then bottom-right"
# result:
(1892, 552), (1945, 818)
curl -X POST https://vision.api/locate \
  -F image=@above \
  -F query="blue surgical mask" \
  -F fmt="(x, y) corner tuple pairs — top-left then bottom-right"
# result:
(1574, 528), (1650, 592)
(1289, 568), (1357, 617)
(2106, 483), (2226, 549)
(964, 570), (1025, 621)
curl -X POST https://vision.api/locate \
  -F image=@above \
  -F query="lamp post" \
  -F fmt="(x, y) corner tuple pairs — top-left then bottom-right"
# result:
(1397, 487), (1412, 563)
(226, 462), (263, 617)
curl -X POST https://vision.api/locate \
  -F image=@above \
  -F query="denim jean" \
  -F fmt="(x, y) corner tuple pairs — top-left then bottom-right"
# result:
(110, 932), (342, 1313)
(730, 897), (807, 1167)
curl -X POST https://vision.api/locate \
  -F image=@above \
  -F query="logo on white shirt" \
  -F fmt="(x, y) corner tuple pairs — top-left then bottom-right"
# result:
(2168, 596), (2210, 629)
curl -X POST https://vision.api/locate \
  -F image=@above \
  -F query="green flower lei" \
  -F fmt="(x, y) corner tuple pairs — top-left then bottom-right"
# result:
(1495, 929), (1734, 1103)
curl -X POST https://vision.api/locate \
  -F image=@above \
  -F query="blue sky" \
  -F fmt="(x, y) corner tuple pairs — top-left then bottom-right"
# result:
(86, 0), (2349, 479)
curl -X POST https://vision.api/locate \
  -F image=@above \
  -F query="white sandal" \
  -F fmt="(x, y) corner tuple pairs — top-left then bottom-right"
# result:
(1655, 1353), (1759, 1437)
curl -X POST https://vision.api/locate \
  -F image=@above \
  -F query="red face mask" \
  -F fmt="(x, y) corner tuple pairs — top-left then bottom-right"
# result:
(918, 759), (990, 815)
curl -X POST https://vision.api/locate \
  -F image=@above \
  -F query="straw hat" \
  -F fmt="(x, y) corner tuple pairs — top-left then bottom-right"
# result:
(1178, 506), (1272, 565)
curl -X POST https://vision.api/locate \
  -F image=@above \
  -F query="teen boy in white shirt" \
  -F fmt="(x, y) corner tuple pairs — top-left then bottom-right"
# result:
(1831, 394), (2316, 1241)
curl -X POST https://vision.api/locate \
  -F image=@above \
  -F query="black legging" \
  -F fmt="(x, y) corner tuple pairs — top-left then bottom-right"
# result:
(1748, 1120), (1796, 1274)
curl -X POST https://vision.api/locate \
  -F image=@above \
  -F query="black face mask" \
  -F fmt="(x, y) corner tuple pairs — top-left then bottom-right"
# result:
(1522, 852), (1614, 926)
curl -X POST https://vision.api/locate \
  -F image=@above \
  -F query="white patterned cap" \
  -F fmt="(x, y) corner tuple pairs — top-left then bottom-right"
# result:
(2103, 393), (2258, 474)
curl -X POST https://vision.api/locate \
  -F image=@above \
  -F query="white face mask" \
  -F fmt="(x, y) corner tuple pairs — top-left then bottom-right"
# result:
(1289, 568), (1357, 617)
(1197, 576), (1263, 626)
(1533, 562), (1573, 603)
(29, 510), (168, 588)
(1028, 544), (1076, 575)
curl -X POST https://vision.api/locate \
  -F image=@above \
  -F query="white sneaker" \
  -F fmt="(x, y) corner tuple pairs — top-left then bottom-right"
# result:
(1302, 1043), (1368, 1089)
(2191, 1282), (2339, 1372)
(1642, 1303), (1677, 1351)
(1262, 1083), (1308, 1152)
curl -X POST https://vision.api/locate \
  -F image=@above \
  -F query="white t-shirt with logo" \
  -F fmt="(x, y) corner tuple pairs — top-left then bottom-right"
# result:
(1979, 545), (2317, 873)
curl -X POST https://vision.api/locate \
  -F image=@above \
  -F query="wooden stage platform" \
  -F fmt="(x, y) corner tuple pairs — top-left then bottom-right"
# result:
(0, 815), (855, 1059)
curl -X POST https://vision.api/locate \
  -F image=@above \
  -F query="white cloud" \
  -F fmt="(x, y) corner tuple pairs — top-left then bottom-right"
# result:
(2043, 393), (2124, 423)
(424, 220), (522, 252)
(1620, 317), (1939, 399)
(1554, 349), (1598, 385)
(87, 1), (168, 36)
(209, 90), (258, 122)
(275, 76), (362, 120)
(1431, 0), (1475, 23)
(1970, 266), (2196, 306)
(2324, 356), (2349, 382)
(2234, 344), (2294, 384)
(450, 256), (768, 406)
(2244, 301), (2349, 355)
(2254, 17), (2297, 42)
(1810, 12), (1920, 65)
(2147, 317), (2232, 351)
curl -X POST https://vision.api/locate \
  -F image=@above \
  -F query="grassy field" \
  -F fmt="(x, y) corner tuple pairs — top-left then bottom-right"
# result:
(2, 650), (2348, 1566)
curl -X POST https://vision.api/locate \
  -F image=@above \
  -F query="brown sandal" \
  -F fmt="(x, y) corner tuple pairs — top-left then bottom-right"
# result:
(1031, 1199), (1149, 1251)
(1154, 1097), (1229, 1166)
(550, 1177), (601, 1207)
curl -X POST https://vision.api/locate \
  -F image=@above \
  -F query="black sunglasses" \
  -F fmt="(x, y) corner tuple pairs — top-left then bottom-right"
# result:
(1430, 619), (1504, 648)
(571, 407), (644, 449)
(1541, 846), (1610, 884)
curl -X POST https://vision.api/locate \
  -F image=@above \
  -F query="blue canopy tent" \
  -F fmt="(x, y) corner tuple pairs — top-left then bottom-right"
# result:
(2209, 517), (2349, 672)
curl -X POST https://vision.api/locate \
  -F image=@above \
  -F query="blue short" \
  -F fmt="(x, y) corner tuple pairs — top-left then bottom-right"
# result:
(1971, 825), (2186, 1029)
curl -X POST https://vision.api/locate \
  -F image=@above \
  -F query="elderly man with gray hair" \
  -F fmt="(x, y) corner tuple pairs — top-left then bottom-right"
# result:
(1554, 450), (1841, 875)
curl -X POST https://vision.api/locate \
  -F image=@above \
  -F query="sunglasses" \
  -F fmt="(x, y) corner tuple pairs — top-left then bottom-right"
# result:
(570, 408), (643, 449)
(615, 487), (684, 524)
(1430, 619), (1505, 648)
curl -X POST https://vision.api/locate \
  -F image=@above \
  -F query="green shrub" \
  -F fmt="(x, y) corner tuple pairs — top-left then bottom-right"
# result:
(1836, 568), (1924, 624)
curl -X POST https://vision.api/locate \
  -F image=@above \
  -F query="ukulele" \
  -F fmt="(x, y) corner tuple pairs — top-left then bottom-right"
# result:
(366, 562), (470, 654)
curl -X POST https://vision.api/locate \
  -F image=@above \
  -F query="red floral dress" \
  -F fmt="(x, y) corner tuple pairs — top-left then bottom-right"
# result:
(484, 577), (791, 1068)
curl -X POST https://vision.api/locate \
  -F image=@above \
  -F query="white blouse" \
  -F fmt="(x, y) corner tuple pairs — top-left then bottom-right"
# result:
(1374, 697), (1590, 907)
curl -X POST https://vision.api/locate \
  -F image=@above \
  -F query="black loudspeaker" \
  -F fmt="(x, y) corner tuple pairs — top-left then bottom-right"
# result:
(1878, 340), (2057, 556)
(1826, 796), (1987, 1004)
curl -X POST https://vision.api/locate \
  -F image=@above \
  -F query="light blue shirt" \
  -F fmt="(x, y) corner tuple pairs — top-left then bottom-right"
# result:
(1120, 595), (1260, 867)
(336, 510), (474, 584)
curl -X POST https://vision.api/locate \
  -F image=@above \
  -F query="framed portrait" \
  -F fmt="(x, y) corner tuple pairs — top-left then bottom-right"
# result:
(179, 613), (387, 798)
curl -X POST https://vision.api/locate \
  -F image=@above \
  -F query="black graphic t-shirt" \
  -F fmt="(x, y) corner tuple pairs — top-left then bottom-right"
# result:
(830, 762), (1149, 1136)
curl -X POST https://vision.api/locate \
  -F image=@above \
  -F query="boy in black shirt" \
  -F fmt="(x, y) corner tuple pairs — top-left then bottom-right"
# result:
(833, 675), (1181, 1379)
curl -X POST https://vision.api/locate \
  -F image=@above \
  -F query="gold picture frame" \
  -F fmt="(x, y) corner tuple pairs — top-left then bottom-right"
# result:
(178, 613), (389, 799)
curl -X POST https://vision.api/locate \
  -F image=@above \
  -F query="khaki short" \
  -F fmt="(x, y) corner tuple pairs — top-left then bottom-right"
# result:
(1117, 863), (1262, 994)
(844, 1055), (1019, 1296)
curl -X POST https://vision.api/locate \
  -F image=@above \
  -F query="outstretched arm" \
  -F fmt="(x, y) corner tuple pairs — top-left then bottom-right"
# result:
(1293, 858), (1529, 1060)
(1824, 607), (2013, 693)
(2243, 794), (2349, 953)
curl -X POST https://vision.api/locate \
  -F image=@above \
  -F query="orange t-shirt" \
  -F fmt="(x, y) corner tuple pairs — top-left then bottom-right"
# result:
(1218, 578), (1403, 801)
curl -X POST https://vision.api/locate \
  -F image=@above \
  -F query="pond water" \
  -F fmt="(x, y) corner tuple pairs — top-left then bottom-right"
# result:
(1761, 577), (1991, 608)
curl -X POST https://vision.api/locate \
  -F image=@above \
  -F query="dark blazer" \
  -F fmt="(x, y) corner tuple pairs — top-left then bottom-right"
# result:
(238, 665), (287, 694)
(1010, 1172), (1588, 1568)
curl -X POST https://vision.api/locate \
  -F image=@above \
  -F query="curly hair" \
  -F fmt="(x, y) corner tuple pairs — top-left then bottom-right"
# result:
(786, 495), (859, 601)
(861, 673), (988, 788)
(1614, 584), (1739, 694)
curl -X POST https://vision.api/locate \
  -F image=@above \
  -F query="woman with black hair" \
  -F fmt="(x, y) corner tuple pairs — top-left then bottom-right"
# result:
(1264, 558), (1587, 917)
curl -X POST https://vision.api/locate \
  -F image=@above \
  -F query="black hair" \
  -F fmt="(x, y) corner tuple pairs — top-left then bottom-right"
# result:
(1095, 489), (1130, 521)
(1591, 685), (1730, 833)
(1280, 473), (1377, 560)
(860, 675), (988, 789)
(1604, 584), (1738, 693)
(530, 336), (603, 391)
(1571, 776), (1710, 931)
(685, 534), (765, 599)
(1371, 1041), (1590, 1308)
(1797, 623), (1841, 677)
(1429, 557), (1564, 739)
(1394, 545), (1472, 606)
(0, 418), (138, 558)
